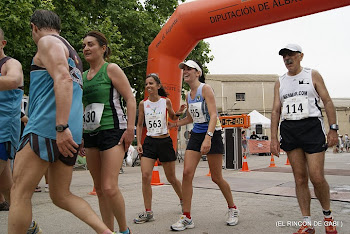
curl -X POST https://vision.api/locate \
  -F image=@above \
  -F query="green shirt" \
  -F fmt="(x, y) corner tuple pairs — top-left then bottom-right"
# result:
(82, 63), (127, 133)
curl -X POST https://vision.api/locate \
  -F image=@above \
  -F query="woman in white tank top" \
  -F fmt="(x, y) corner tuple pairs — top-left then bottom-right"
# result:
(134, 73), (186, 224)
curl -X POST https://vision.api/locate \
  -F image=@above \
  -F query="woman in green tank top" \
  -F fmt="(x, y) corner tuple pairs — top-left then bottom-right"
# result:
(82, 31), (136, 234)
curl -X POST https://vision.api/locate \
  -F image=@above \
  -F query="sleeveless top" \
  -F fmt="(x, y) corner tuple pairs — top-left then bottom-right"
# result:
(143, 97), (168, 136)
(0, 57), (23, 147)
(279, 67), (322, 121)
(82, 62), (127, 133)
(23, 35), (83, 143)
(187, 83), (222, 133)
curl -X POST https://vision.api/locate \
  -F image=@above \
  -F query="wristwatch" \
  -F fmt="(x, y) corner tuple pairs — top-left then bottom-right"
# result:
(330, 124), (339, 131)
(55, 124), (69, 132)
(207, 131), (214, 137)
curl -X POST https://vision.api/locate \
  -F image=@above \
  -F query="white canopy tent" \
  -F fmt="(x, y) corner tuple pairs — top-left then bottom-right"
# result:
(248, 110), (271, 129)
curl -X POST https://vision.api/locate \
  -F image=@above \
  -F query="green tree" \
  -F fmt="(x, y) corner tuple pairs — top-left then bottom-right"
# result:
(1, 0), (213, 102)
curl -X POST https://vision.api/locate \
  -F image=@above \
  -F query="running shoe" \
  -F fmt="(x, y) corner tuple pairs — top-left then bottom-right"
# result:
(170, 215), (195, 231)
(0, 201), (10, 211)
(226, 208), (239, 226)
(324, 217), (338, 234)
(27, 221), (43, 234)
(34, 186), (41, 192)
(133, 211), (154, 224)
(293, 224), (315, 234)
(116, 227), (132, 234)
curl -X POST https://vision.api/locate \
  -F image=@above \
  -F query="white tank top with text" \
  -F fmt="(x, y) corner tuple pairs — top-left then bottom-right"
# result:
(279, 67), (322, 121)
(144, 97), (168, 136)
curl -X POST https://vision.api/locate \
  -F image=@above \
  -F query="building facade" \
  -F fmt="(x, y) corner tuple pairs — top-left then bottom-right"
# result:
(205, 74), (350, 138)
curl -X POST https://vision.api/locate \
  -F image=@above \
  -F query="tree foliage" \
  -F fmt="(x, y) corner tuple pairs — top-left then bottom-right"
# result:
(0, 0), (213, 102)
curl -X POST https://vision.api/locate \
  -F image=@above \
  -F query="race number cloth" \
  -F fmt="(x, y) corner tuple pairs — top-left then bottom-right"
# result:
(144, 97), (168, 136)
(189, 102), (207, 123)
(83, 103), (104, 131)
(281, 96), (309, 120)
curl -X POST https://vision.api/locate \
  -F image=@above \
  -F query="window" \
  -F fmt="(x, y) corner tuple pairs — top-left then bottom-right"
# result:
(236, 93), (245, 101)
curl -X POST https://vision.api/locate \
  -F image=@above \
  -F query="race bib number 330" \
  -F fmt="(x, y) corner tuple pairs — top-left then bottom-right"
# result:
(282, 96), (309, 120)
(83, 103), (104, 131)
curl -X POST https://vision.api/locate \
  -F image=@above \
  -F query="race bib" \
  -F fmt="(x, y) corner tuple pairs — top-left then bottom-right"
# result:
(282, 96), (309, 120)
(83, 103), (104, 131)
(189, 102), (206, 123)
(145, 114), (164, 134)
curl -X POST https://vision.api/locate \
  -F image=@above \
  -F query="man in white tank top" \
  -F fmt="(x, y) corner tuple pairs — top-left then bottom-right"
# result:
(270, 44), (338, 234)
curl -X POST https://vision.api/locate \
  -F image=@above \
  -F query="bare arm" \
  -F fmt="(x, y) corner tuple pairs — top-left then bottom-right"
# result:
(169, 94), (193, 128)
(107, 63), (136, 151)
(0, 59), (23, 91)
(313, 70), (338, 147)
(270, 80), (281, 156)
(200, 84), (218, 155)
(36, 35), (78, 156)
(136, 101), (145, 154)
(166, 98), (177, 121)
(37, 36), (72, 126)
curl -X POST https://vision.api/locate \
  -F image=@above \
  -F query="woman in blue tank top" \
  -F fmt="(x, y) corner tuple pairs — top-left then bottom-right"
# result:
(169, 60), (240, 231)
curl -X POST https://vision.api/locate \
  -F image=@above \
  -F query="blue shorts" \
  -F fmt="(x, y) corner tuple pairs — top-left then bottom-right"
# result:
(18, 133), (79, 166)
(0, 142), (16, 161)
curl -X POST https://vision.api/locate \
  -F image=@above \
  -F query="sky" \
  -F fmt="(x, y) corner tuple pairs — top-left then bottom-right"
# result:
(202, 5), (350, 98)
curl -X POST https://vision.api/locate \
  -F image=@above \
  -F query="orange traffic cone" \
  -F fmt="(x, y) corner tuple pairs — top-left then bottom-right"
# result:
(285, 157), (290, 165)
(206, 170), (211, 176)
(151, 161), (164, 186)
(88, 186), (97, 195)
(269, 154), (276, 168)
(240, 155), (250, 172)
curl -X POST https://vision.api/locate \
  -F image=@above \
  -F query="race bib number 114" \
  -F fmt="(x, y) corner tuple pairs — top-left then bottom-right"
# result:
(282, 96), (309, 120)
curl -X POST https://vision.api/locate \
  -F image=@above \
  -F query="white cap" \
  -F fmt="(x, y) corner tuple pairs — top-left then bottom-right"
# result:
(178, 60), (202, 76)
(279, 44), (303, 55)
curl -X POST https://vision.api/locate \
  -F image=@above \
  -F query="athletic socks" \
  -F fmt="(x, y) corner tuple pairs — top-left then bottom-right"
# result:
(323, 209), (332, 218)
(303, 216), (312, 226)
(119, 227), (130, 234)
(29, 221), (35, 228)
(228, 205), (237, 209)
(183, 212), (191, 219)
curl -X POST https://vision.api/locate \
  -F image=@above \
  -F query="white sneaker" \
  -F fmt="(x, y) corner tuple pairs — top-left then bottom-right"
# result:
(44, 186), (49, 193)
(133, 211), (154, 224)
(170, 215), (194, 231)
(226, 208), (239, 226)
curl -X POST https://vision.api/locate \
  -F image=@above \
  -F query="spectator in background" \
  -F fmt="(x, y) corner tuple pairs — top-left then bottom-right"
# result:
(241, 131), (247, 156)
(344, 134), (350, 152)
(249, 131), (260, 140)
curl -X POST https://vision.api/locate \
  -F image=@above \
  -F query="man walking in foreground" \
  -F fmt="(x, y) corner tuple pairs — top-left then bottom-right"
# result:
(270, 44), (338, 234)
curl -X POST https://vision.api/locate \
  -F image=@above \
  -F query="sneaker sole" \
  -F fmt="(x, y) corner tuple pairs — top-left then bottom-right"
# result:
(170, 224), (195, 231)
(227, 221), (239, 226)
(133, 218), (155, 224)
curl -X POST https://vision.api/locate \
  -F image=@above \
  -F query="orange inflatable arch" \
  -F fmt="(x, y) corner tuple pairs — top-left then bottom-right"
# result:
(145, 0), (350, 148)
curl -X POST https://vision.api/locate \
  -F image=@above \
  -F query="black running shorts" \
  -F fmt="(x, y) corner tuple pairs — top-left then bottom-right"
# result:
(83, 128), (125, 151)
(186, 130), (224, 154)
(142, 136), (176, 162)
(280, 117), (327, 154)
